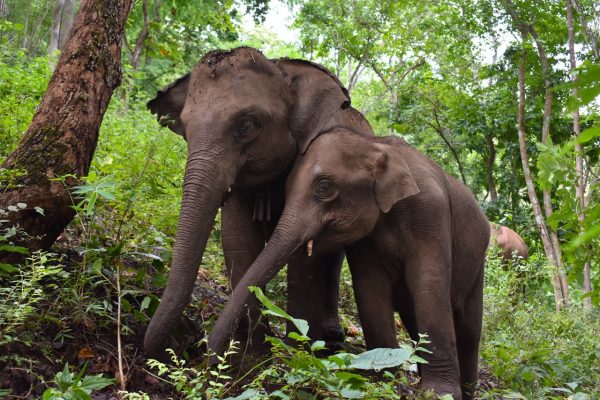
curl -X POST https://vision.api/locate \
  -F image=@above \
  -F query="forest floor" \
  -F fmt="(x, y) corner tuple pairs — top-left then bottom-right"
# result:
(0, 240), (501, 399)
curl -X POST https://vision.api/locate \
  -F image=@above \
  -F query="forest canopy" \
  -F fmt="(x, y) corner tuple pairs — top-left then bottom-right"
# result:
(0, 0), (599, 398)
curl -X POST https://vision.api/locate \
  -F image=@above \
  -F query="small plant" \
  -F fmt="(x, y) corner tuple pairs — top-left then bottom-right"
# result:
(42, 363), (113, 400)
(0, 251), (67, 347)
(143, 341), (238, 399)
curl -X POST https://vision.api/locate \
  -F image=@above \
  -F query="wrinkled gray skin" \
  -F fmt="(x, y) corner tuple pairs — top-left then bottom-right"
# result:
(143, 47), (374, 360)
(489, 223), (529, 262)
(209, 130), (490, 399)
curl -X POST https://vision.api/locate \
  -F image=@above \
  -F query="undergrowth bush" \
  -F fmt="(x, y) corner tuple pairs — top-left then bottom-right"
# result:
(127, 287), (435, 400)
(481, 254), (600, 398)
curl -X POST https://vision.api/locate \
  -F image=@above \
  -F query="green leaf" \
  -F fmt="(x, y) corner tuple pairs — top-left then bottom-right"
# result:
(288, 331), (309, 342)
(0, 263), (18, 274)
(56, 363), (73, 391)
(140, 296), (151, 311)
(310, 340), (326, 351)
(0, 244), (29, 254)
(250, 286), (289, 319)
(338, 388), (364, 399)
(567, 224), (600, 250)
(576, 127), (600, 145)
(291, 318), (309, 337)
(224, 388), (262, 400)
(249, 286), (311, 336)
(335, 371), (368, 384)
(78, 375), (114, 392)
(70, 387), (92, 400)
(348, 348), (412, 371)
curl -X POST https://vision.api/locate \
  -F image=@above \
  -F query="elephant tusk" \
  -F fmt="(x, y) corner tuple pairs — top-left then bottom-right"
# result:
(307, 239), (313, 257)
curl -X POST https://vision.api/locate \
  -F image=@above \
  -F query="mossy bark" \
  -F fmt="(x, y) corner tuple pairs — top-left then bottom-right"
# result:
(0, 0), (132, 257)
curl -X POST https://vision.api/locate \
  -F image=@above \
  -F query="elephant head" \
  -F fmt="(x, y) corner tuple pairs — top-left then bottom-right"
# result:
(208, 130), (419, 355)
(144, 47), (359, 359)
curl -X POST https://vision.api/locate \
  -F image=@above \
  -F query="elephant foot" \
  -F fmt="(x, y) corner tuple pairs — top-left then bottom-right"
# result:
(322, 320), (345, 343)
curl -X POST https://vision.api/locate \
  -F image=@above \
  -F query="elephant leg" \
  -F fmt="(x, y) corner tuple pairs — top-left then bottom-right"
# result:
(221, 191), (270, 353)
(405, 253), (462, 399)
(346, 248), (397, 348)
(287, 249), (345, 343)
(393, 280), (418, 342)
(454, 267), (484, 400)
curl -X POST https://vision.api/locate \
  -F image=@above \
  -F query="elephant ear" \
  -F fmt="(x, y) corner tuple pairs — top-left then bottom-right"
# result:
(372, 143), (420, 213)
(277, 59), (351, 153)
(147, 74), (191, 136)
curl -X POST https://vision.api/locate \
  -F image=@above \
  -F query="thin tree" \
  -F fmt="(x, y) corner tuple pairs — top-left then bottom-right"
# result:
(570, 0), (599, 59)
(0, 0), (133, 259)
(501, 0), (569, 309)
(515, 30), (567, 310)
(567, 0), (593, 308)
(48, 0), (77, 60)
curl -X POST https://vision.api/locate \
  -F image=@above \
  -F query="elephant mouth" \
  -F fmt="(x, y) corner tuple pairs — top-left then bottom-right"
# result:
(221, 186), (233, 207)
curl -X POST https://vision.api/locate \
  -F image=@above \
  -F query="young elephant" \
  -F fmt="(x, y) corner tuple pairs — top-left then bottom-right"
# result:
(209, 129), (490, 399)
(489, 223), (529, 262)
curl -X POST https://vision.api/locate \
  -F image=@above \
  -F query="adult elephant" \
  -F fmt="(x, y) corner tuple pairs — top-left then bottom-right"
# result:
(209, 130), (490, 399)
(143, 47), (374, 360)
(489, 223), (529, 262)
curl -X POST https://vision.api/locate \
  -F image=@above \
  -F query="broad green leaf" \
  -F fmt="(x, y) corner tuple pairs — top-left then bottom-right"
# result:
(339, 388), (364, 399)
(348, 348), (412, 371)
(78, 374), (114, 392)
(224, 388), (262, 400)
(310, 340), (326, 351)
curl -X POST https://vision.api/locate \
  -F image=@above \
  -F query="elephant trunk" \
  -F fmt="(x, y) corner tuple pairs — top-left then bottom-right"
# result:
(145, 152), (232, 360)
(208, 212), (305, 356)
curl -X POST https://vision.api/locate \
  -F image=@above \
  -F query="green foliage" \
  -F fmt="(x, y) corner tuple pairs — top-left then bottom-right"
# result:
(230, 287), (430, 399)
(0, 252), (67, 347)
(481, 255), (600, 398)
(536, 127), (600, 305)
(42, 363), (113, 400)
(143, 344), (237, 399)
(0, 46), (51, 161)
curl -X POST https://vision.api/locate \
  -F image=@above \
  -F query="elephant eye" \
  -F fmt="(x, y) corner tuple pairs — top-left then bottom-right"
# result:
(315, 179), (338, 202)
(234, 118), (259, 140)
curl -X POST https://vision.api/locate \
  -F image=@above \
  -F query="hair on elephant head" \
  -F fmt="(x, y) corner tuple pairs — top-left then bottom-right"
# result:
(209, 130), (490, 399)
(143, 47), (374, 360)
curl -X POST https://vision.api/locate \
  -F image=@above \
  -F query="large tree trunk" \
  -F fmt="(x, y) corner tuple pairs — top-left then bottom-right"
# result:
(0, 0), (132, 259)
(567, 0), (593, 308)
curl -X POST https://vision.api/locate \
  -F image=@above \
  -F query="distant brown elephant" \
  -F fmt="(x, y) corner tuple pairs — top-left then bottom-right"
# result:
(489, 223), (528, 262)
(143, 47), (375, 360)
(209, 130), (490, 399)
